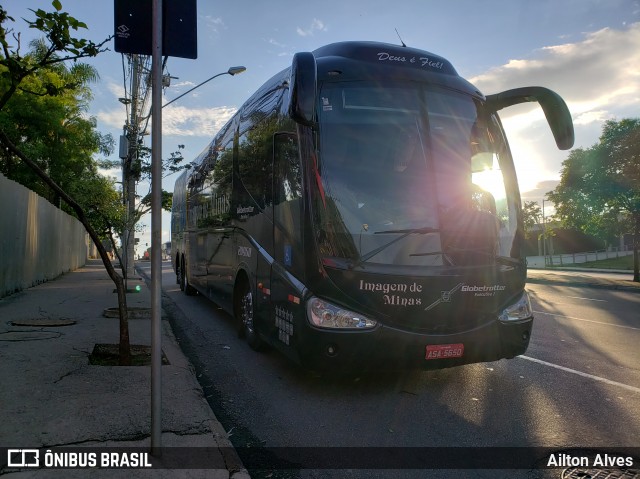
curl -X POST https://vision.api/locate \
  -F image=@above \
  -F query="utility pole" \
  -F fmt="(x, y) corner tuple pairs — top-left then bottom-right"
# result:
(124, 55), (140, 280)
(121, 54), (152, 281)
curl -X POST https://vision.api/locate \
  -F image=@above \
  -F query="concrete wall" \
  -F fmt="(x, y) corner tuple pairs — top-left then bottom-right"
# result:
(0, 173), (89, 298)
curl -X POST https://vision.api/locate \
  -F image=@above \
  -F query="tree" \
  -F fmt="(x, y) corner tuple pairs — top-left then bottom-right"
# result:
(548, 118), (640, 281)
(99, 143), (191, 280)
(522, 200), (542, 239)
(0, 2), (134, 363)
(0, 54), (113, 209)
(130, 143), (190, 216)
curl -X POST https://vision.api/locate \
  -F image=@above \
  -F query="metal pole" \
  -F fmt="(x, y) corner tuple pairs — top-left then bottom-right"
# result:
(542, 199), (547, 267)
(150, 0), (163, 456)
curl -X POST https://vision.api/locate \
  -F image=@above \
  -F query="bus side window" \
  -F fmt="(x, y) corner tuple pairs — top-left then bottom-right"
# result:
(207, 139), (233, 226)
(273, 132), (303, 274)
(274, 133), (301, 202)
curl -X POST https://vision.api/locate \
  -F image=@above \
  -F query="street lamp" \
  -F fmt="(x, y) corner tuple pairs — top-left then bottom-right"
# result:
(542, 199), (547, 267)
(162, 66), (246, 108)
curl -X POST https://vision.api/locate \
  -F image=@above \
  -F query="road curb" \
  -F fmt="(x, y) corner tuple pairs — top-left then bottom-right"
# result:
(135, 265), (252, 479)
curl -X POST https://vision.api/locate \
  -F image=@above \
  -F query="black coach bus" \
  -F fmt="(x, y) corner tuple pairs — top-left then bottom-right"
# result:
(171, 41), (573, 371)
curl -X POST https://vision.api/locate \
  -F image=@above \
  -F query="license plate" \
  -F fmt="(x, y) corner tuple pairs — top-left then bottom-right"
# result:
(425, 343), (464, 360)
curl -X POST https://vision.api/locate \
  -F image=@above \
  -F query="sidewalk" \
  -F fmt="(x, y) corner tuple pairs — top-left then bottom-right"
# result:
(0, 259), (250, 478)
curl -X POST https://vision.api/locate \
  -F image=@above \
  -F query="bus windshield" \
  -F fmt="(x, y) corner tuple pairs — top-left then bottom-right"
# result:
(313, 81), (519, 268)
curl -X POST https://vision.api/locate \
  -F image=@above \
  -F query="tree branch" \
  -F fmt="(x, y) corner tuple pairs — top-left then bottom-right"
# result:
(0, 128), (132, 363)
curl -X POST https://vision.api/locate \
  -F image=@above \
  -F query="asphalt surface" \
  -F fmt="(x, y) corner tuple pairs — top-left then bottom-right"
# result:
(527, 267), (639, 291)
(149, 261), (640, 479)
(0, 259), (250, 478)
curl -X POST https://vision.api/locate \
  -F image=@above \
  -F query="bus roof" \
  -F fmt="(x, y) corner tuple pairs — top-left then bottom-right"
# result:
(313, 41), (458, 75)
(312, 41), (481, 98)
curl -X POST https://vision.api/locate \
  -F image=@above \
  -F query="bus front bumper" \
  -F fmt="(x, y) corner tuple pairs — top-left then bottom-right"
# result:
(296, 317), (533, 372)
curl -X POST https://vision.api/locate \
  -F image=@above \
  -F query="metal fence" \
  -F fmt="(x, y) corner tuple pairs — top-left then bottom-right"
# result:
(0, 173), (90, 298)
(527, 247), (633, 268)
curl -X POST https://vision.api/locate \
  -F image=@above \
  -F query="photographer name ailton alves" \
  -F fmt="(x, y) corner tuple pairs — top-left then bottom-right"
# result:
(547, 453), (634, 468)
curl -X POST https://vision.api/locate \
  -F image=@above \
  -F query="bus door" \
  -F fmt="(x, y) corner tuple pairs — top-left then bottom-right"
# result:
(270, 132), (305, 353)
(190, 186), (208, 289)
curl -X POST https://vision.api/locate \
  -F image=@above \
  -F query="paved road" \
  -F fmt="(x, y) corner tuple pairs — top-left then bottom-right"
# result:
(143, 262), (640, 479)
(526, 281), (640, 390)
(529, 268), (636, 282)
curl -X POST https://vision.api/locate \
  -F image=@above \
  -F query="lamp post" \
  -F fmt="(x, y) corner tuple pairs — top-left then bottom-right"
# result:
(148, 57), (246, 454)
(542, 199), (547, 267)
(162, 66), (246, 108)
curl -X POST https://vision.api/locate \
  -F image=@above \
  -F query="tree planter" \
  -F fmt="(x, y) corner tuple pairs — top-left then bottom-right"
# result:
(103, 307), (151, 319)
(88, 343), (169, 366)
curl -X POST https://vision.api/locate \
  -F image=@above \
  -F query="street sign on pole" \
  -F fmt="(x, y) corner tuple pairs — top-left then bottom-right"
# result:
(114, 0), (199, 454)
(114, 0), (197, 59)
(150, 0), (163, 456)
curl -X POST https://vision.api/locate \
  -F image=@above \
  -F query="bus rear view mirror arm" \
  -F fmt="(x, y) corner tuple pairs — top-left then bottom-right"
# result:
(486, 86), (575, 150)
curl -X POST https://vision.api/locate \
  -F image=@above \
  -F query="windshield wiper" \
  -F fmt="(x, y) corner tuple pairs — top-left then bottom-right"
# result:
(374, 226), (440, 235)
(349, 226), (439, 269)
(445, 247), (522, 268)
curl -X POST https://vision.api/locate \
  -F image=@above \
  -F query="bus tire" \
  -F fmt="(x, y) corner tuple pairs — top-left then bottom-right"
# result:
(236, 279), (264, 351)
(176, 254), (183, 288)
(181, 256), (197, 296)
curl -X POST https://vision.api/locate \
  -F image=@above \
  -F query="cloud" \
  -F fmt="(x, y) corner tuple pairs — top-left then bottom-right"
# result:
(96, 105), (237, 138)
(469, 23), (640, 195)
(520, 180), (560, 203)
(97, 107), (127, 130)
(267, 38), (286, 48)
(573, 110), (613, 126)
(202, 15), (224, 33)
(296, 18), (327, 37)
(168, 80), (196, 90)
(160, 105), (237, 137)
(106, 81), (125, 99)
(470, 22), (640, 120)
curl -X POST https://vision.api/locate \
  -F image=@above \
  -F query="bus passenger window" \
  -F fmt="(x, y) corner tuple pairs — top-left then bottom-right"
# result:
(274, 132), (303, 274)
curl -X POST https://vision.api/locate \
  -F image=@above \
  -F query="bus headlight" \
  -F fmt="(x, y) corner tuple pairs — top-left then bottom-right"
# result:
(499, 292), (533, 323)
(306, 297), (377, 329)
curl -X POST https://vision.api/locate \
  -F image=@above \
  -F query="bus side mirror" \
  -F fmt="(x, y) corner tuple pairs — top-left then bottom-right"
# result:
(486, 87), (574, 150)
(289, 52), (317, 127)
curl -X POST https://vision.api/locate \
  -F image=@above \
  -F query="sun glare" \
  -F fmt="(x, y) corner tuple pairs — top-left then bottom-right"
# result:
(472, 168), (507, 201)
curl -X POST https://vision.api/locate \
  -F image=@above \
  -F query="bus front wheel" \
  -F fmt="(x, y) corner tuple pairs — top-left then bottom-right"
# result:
(236, 280), (264, 351)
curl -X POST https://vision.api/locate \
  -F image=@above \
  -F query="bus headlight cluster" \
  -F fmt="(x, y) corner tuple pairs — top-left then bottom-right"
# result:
(306, 297), (377, 329)
(499, 292), (533, 323)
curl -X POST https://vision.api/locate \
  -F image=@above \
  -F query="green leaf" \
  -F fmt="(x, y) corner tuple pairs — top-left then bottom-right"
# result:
(52, 0), (62, 11)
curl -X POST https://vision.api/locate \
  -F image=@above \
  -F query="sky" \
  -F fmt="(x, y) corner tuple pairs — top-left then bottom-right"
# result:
(4, 0), (640, 255)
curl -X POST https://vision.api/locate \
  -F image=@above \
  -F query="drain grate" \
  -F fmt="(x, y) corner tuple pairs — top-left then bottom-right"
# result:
(0, 331), (61, 341)
(10, 319), (76, 327)
(562, 467), (640, 479)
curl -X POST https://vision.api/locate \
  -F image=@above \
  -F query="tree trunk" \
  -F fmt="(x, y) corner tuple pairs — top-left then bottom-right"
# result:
(0, 129), (132, 364)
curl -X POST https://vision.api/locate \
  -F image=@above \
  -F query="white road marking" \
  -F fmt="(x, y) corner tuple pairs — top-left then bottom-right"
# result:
(519, 355), (640, 394)
(533, 310), (640, 331)
(565, 295), (607, 302)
